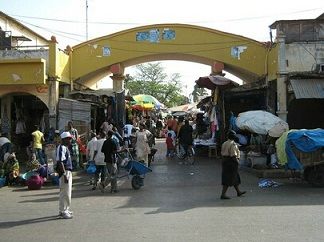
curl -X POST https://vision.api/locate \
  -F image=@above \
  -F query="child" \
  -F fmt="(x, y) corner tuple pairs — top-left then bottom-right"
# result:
(166, 133), (175, 157)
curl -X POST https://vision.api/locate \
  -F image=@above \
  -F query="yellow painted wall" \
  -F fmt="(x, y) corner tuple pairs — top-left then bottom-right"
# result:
(71, 24), (270, 83)
(49, 42), (70, 83)
(267, 44), (279, 81)
(0, 59), (45, 85)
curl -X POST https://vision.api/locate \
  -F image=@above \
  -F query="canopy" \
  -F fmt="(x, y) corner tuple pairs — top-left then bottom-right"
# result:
(276, 129), (324, 170)
(195, 75), (239, 90)
(168, 103), (197, 112)
(236, 110), (289, 137)
(132, 94), (163, 110)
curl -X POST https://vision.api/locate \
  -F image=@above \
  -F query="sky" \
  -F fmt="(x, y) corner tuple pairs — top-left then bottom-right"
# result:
(1, 0), (323, 96)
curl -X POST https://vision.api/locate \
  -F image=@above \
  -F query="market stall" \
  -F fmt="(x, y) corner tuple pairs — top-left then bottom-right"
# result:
(275, 128), (324, 187)
(194, 75), (239, 152)
(232, 110), (289, 168)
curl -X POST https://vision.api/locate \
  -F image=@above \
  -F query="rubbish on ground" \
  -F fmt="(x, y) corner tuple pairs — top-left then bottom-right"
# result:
(258, 178), (282, 188)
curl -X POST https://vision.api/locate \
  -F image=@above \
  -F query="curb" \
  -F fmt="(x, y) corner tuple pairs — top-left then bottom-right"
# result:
(240, 165), (301, 179)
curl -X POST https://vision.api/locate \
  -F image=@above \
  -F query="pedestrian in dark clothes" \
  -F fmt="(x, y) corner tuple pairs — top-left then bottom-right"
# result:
(220, 130), (246, 199)
(100, 130), (118, 193)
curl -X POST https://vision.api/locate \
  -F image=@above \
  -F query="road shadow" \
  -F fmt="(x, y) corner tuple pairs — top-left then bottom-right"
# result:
(0, 215), (60, 229)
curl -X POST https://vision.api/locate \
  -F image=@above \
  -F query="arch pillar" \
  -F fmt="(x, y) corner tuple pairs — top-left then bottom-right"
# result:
(110, 63), (125, 92)
(47, 76), (59, 129)
(111, 74), (125, 92)
(211, 61), (224, 75)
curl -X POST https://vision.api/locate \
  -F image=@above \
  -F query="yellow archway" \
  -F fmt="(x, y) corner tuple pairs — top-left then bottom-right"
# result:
(71, 24), (274, 87)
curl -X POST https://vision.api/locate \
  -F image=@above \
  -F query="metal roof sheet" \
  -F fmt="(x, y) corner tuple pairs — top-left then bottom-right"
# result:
(290, 79), (324, 99)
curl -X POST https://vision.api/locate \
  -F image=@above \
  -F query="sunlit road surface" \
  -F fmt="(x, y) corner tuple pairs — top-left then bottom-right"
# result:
(1, 139), (324, 242)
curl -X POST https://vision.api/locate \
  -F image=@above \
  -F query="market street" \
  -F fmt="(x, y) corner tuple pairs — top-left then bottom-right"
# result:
(1, 139), (324, 242)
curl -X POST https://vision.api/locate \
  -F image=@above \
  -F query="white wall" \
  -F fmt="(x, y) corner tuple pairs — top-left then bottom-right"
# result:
(286, 43), (324, 73)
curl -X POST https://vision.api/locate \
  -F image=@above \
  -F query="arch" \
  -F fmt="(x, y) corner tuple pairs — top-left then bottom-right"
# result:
(0, 89), (49, 110)
(0, 92), (50, 142)
(71, 24), (269, 86)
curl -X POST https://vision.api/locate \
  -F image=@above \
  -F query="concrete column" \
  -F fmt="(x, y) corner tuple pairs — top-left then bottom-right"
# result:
(48, 77), (59, 129)
(111, 74), (125, 92)
(111, 74), (125, 129)
(276, 32), (288, 121)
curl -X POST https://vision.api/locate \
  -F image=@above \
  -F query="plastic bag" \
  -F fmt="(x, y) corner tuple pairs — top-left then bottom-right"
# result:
(86, 163), (96, 174)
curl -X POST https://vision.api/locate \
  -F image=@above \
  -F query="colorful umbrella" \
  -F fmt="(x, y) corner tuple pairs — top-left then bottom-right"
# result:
(132, 94), (163, 110)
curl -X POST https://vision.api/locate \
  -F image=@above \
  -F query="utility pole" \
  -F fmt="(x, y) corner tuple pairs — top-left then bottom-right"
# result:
(86, 0), (88, 41)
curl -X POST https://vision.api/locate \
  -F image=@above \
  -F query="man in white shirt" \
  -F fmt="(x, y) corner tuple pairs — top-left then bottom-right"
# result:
(86, 132), (97, 162)
(92, 131), (107, 190)
(123, 124), (134, 147)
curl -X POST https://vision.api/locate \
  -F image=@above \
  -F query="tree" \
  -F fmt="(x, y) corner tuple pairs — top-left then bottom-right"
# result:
(125, 62), (187, 107)
(191, 84), (208, 102)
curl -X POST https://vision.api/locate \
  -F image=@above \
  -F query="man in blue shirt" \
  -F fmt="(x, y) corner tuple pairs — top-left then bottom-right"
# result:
(56, 132), (73, 219)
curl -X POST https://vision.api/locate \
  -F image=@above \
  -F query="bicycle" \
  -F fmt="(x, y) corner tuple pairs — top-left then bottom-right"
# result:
(176, 143), (195, 165)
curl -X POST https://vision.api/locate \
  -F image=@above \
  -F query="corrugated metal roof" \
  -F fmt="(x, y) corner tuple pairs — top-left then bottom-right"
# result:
(290, 79), (324, 99)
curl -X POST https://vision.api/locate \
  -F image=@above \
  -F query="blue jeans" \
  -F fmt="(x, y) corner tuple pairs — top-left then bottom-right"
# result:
(166, 149), (174, 157)
(34, 148), (45, 165)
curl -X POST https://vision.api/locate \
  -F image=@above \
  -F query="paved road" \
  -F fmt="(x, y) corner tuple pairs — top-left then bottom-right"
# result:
(1, 139), (324, 242)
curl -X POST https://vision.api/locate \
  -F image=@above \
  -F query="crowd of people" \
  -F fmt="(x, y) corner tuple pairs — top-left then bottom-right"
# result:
(0, 112), (248, 219)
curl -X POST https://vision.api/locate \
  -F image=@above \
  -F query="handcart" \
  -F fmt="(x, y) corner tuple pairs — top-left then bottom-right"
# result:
(116, 149), (152, 190)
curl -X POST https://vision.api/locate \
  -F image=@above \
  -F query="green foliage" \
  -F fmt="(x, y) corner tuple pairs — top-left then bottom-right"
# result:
(191, 84), (208, 102)
(125, 62), (187, 107)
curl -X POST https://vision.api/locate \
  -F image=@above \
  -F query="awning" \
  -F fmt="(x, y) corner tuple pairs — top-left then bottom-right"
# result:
(290, 79), (324, 99)
(195, 75), (239, 90)
(168, 103), (197, 112)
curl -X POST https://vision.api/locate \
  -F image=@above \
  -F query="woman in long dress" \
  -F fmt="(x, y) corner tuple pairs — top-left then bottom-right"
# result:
(220, 130), (246, 199)
(135, 123), (152, 166)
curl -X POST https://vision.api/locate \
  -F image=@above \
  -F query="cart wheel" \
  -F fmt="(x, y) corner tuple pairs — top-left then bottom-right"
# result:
(131, 175), (143, 190)
(308, 167), (324, 187)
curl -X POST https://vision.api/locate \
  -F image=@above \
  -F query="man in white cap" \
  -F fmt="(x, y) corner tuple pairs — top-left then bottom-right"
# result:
(56, 131), (73, 219)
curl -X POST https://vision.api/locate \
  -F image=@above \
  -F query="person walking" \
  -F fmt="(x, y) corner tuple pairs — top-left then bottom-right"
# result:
(165, 132), (175, 157)
(86, 131), (97, 163)
(178, 120), (193, 157)
(31, 125), (45, 165)
(134, 123), (152, 166)
(220, 130), (246, 200)
(92, 131), (107, 190)
(56, 132), (73, 219)
(100, 130), (118, 193)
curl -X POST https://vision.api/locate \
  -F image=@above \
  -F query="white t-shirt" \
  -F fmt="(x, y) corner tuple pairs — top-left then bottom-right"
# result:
(124, 124), (134, 138)
(94, 138), (106, 166)
(86, 137), (97, 161)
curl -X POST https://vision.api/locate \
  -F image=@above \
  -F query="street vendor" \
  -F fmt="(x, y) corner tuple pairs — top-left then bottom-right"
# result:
(2, 152), (19, 186)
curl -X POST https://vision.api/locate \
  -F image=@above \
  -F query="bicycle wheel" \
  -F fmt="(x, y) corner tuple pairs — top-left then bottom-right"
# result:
(187, 147), (195, 165)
